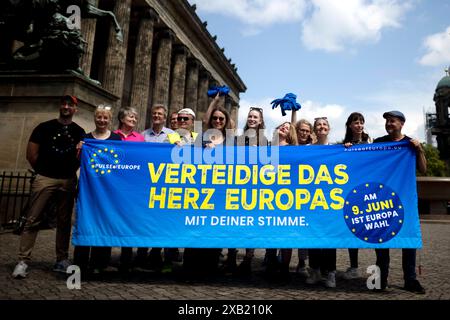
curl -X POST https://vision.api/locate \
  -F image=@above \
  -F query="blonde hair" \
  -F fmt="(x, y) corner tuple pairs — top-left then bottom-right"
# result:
(94, 104), (113, 119)
(273, 122), (298, 145)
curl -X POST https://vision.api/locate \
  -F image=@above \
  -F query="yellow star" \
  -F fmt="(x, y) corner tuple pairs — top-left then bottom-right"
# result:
(104, 148), (108, 152)
(391, 192), (395, 196)
(399, 205), (403, 209)
(353, 190), (357, 193)
(352, 229), (356, 233)
(365, 184), (369, 187)
(345, 215), (349, 219)
(364, 237), (368, 241)
(379, 239), (383, 243)
(379, 185), (383, 189)
(399, 220), (403, 224)
(346, 201), (349, 205)
(392, 232), (396, 236)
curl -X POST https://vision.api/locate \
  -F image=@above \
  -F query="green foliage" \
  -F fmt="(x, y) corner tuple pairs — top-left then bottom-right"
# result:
(418, 143), (450, 177)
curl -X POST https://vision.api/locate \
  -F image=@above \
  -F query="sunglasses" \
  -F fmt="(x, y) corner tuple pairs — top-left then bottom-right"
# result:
(250, 107), (263, 114)
(97, 105), (111, 111)
(177, 116), (191, 122)
(212, 116), (225, 121)
(314, 117), (328, 121)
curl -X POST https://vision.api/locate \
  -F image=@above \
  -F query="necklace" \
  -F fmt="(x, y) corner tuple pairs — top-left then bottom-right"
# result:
(92, 130), (110, 140)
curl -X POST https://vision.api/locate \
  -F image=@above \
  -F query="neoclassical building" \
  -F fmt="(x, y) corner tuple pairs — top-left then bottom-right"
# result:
(0, 0), (246, 170)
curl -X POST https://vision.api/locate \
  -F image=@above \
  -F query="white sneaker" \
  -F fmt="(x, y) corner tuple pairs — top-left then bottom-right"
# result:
(305, 269), (321, 285)
(12, 261), (28, 279)
(324, 271), (336, 288)
(342, 267), (359, 280)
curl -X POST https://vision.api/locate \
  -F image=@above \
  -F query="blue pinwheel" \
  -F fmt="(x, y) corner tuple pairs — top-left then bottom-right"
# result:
(207, 85), (230, 97)
(270, 93), (302, 116)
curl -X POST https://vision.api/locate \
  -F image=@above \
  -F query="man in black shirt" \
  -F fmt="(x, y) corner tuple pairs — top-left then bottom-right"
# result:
(12, 95), (85, 279)
(373, 110), (426, 294)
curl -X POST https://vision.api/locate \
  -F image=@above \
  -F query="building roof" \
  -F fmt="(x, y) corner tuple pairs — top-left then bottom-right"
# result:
(436, 75), (450, 90)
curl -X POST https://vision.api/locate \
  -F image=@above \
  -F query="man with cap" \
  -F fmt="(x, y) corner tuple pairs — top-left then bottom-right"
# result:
(373, 110), (426, 293)
(168, 108), (199, 145)
(12, 95), (86, 279)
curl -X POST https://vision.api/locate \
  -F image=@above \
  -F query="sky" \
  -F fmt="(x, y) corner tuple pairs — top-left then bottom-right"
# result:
(188, 0), (450, 143)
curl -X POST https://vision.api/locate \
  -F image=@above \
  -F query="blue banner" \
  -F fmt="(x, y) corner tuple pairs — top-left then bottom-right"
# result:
(72, 140), (422, 248)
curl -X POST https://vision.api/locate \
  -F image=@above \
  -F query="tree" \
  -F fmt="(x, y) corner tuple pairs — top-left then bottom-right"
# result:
(418, 143), (450, 177)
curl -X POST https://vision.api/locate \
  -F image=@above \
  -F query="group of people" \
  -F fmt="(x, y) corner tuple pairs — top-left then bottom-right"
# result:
(11, 94), (426, 294)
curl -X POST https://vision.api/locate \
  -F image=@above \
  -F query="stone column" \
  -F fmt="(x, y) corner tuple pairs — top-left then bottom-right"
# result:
(79, 0), (98, 77)
(152, 29), (174, 106)
(231, 103), (239, 128)
(196, 69), (210, 121)
(168, 45), (188, 120)
(129, 8), (158, 132)
(102, 0), (132, 123)
(184, 58), (200, 113)
(225, 96), (232, 113)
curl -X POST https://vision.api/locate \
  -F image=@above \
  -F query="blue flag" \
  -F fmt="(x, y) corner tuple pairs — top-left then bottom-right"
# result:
(271, 93), (302, 116)
(73, 140), (422, 249)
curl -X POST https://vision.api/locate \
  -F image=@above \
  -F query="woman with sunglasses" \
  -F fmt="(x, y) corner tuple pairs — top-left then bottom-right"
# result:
(73, 105), (121, 275)
(341, 112), (373, 280)
(305, 117), (337, 288)
(181, 97), (234, 279)
(201, 93), (234, 147)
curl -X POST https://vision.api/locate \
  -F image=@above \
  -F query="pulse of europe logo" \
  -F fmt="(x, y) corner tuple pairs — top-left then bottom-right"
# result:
(88, 146), (140, 176)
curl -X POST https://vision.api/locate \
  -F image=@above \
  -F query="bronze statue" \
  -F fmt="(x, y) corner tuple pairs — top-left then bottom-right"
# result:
(0, 0), (123, 72)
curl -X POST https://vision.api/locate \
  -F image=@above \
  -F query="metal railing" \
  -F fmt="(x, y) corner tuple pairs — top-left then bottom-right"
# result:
(0, 170), (34, 231)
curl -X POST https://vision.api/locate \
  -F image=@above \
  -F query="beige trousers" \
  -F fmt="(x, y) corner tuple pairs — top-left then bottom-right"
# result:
(18, 175), (77, 262)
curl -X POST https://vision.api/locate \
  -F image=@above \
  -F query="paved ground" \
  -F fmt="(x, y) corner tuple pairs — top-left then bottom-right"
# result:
(1, 221), (449, 302)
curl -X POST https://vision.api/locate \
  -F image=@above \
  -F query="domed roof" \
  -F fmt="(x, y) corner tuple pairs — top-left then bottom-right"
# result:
(436, 75), (450, 90)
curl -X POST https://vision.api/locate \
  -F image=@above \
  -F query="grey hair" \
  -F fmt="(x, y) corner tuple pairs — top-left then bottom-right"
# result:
(118, 106), (138, 124)
(151, 104), (168, 118)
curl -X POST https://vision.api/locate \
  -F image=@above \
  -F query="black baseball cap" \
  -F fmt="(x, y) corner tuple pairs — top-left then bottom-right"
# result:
(383, 110), (405, 122)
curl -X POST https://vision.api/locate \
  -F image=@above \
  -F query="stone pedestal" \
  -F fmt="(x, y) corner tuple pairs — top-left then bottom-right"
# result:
(0, 71), (118, 170)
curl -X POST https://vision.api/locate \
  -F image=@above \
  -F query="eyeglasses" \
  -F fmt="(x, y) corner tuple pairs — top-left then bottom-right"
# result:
(212, 116), (225, 121)
(314, 117), (328, 121)
(177, 116), (191, 122)
(250, 107), (263, 114)
(97, 105), (111, 111)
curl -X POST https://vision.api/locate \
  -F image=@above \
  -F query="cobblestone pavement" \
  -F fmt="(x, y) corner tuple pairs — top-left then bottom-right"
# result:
(1, 222), (449, 301)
